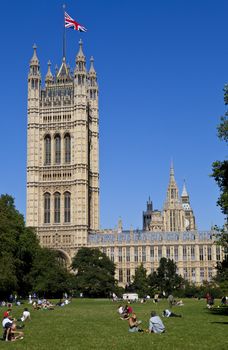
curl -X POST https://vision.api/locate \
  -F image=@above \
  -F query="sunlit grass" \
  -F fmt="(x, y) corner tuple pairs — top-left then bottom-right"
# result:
(1, 298), (228, 349)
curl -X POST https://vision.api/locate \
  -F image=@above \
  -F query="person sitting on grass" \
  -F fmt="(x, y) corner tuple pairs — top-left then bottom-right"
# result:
(128, 313), (143, 332)
(2, 312), (24, 341)
(162, 309), (182, 317)
(148, 311), (165, 334)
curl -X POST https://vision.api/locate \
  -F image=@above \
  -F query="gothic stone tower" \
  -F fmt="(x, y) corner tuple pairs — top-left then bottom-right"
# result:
(26, 41), (99, 262)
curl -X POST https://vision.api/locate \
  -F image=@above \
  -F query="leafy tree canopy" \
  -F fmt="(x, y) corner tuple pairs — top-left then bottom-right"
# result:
(71, 247), (117, 297)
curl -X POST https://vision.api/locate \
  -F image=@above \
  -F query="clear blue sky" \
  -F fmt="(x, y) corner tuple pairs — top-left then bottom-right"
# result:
(0, 0), (227, 230)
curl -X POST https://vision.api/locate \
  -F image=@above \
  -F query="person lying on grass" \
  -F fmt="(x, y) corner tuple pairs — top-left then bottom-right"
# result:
(162, 309), (182, 318)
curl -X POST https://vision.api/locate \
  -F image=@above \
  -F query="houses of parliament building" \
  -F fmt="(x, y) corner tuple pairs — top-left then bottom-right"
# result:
(26, 41), (223, 287)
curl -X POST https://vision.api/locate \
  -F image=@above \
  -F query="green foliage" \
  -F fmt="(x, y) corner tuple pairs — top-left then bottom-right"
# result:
(148, 258), (184, 295)
(211, 160), (228, 215)
(128, 264), (149, 297)
(27, 248), (72, 298)
(213, 258), (228, 294)
(71, 247), (117, 297)
(0, 194), (72, 298)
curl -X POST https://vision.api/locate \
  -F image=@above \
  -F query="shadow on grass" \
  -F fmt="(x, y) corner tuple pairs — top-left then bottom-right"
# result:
(210, 321), (228, 325)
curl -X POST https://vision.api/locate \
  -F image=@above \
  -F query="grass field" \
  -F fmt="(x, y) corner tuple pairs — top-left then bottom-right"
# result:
(1, 298), (228, 350)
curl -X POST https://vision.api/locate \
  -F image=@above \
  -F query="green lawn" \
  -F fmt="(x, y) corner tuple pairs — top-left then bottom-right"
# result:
(1, 299), (228, 350)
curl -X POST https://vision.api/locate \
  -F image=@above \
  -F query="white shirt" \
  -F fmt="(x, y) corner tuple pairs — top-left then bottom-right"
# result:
(2, 318), (13, 328)
(164, 309), (171, 317)
(21, 310), (30, 322)
(118, 306), (124, 314)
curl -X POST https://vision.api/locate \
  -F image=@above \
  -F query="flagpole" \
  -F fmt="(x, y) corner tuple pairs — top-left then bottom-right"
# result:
(63, 4), (66, 60)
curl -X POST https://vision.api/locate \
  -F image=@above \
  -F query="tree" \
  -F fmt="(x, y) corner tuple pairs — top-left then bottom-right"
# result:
(0, 194), (71, 298)
(128, 264), (148, 297)
(148, 258), (184, 295)
(211, 84), (228, 220)
(0, 194), (40, 298)
(27, 248), (72, 297)
(213, 259), (228, 294)
(71, 247), (117, 297)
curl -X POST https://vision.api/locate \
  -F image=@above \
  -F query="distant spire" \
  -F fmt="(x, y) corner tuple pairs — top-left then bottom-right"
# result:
(77, 39), (85, 59)
(181, 180), (189, 197)
(169, 159), (175, 183)
(45, 60), (53, 83)
(89, 56), (96, 73)
(30, 43), (39, 66)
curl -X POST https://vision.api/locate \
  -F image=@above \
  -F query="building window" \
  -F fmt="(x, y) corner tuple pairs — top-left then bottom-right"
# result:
(166, 246), (170, 259)
(183, 246), (187, 261)
(200, 268), (204, 282)
(216, 246), (221, 261)
(65, 134), (71, 163)
(44, 135), (51, 165)
(174, 246), (178, 261)
(118, 247), (122, 262)
(110, 247), (114, 262)
(208, 247), (212, 261)
(55, 134), (61, 164)
(134, 247), (138, 262)
(150, 247), (154, 262)
(64, 192), (71, 223)
(191, 268), (196, 280)
(183, 267), (188, 279)
(208, 267), (213, 280)
(44, 193), (50, 223)
(127, 269), (131, 283)
(126, 247), (130, 262)
(199, 246), (203, 261)
(142, 246), (146, 262)
(119, 269), (123, 283)
(191, 246), (195, 260)
(158, 246), (162, 260)
(54, 192), (61, 223)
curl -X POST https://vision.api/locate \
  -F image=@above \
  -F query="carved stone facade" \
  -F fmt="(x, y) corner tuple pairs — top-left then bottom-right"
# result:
(26, 42), (99, 261)
(26, 42), (223, 284)
(143, 164), (196, 232)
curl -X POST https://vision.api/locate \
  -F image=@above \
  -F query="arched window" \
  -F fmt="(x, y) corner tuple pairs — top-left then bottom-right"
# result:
(64, 192), (71, 223)
(44, 135), (51, 165)
(55, 134), (61, 164)
(64, 134), (71, 163)
(54, 192), (61, 223)
(44, 193), (50, 223)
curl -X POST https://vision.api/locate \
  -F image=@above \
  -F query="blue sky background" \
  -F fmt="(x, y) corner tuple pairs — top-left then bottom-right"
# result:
(0, 0), (227, 230)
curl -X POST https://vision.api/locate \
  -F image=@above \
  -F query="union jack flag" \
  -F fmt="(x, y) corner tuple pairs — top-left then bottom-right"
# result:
(64, 12), (87, 32)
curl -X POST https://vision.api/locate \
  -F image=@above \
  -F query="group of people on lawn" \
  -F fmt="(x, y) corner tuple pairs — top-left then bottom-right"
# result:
(2, 308), (31, 341)
(1, 293), (70, 342)
(118, 296), (182, 334)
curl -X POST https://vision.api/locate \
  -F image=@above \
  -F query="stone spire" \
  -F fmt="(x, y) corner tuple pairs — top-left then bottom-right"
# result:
(28, 44), (40, 78)
(45, 60), (53, 84)
(165, 161), (180, 204)
(181, 180), (189, 198)
(30, 44), (39, 66)
(89, 56), (96, 74)
(75, 39), (86, 74)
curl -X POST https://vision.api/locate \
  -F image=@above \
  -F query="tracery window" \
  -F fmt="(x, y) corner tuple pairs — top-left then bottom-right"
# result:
(44, 135), (51, 165)
(55, 134), (61, 164)
(54, 192), (61, 223)
(64, 192), (71, 223)
(44, 193), (50, 223)
(65, 134), (71, 163)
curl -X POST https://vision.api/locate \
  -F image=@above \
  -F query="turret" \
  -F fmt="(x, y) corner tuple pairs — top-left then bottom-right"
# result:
(28, 44), (41, 100)
(74, 39), (87, 82)
(166, 161), (179, 203)
(45, 60), (53, 85)
(88, 56), (98, 101)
